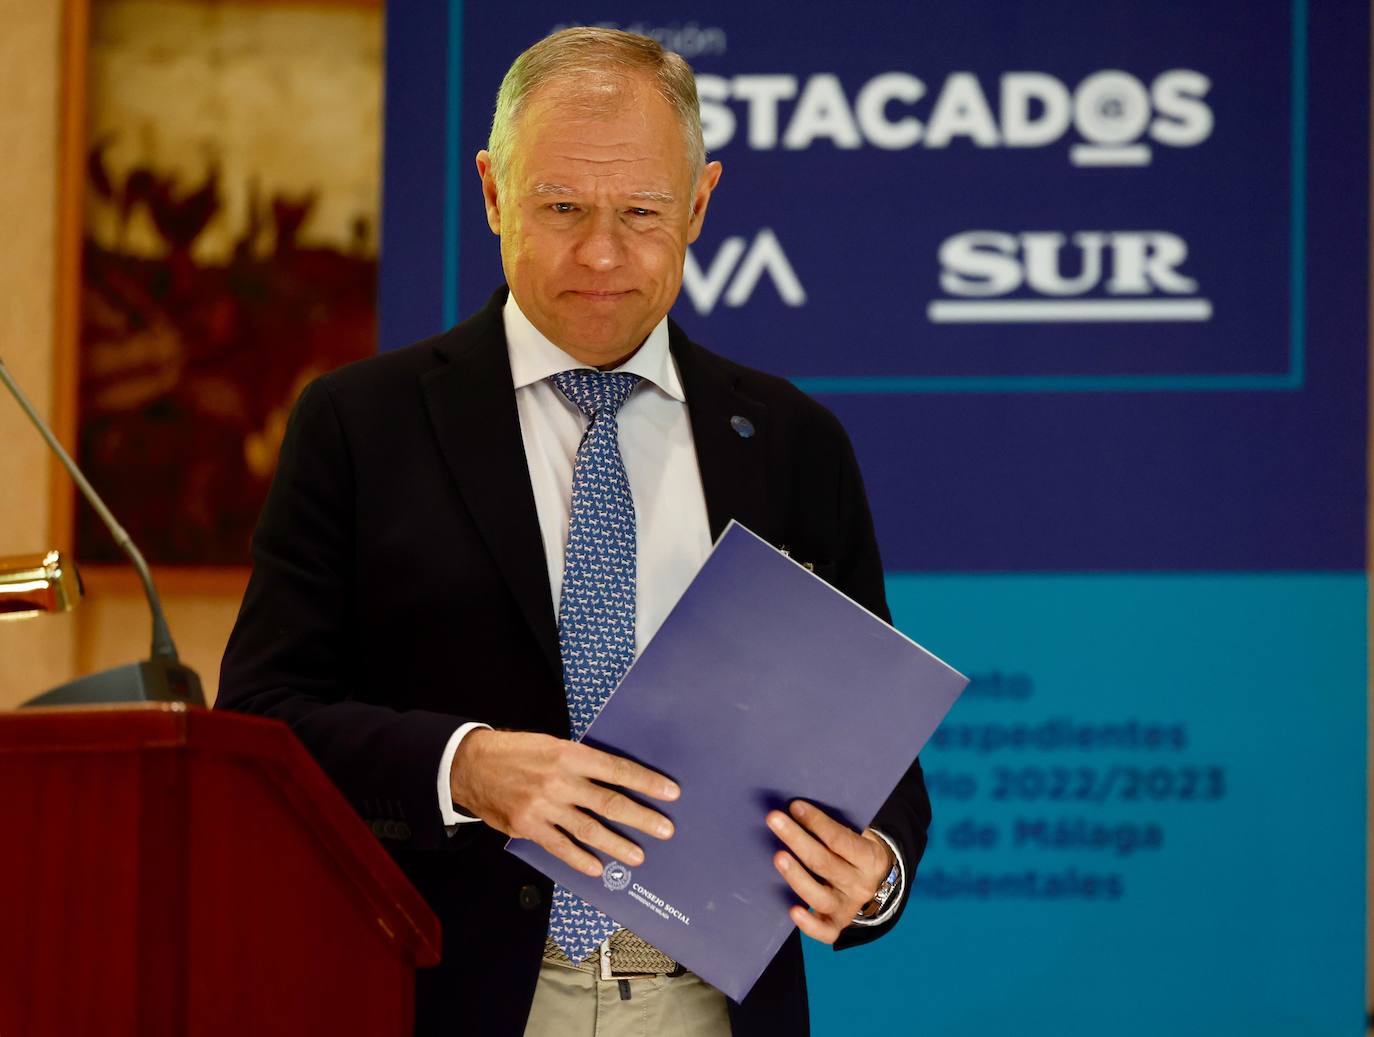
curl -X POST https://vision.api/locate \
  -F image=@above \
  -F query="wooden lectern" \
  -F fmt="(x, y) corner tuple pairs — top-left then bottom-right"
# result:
(0, 704), (441, 1036)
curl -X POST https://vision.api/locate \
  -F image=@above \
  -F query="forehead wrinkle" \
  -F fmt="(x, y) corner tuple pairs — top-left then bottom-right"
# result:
(527, 170), (678, 198)
(547, 150), (659, 165)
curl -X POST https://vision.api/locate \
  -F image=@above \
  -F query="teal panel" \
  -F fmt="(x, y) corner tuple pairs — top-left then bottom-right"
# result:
(806, 573), (1366, 1036)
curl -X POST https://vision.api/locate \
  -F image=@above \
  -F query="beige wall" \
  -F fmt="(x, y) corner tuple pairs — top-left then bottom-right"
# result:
(0, 0), (239, 710)
(0, 0), (76, 706)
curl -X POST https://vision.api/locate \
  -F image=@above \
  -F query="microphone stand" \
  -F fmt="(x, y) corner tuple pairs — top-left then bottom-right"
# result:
(0, 356), (204, 707)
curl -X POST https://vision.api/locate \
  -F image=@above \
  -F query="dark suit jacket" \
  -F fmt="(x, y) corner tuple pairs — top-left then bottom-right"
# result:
(217, 287), (931, 1036)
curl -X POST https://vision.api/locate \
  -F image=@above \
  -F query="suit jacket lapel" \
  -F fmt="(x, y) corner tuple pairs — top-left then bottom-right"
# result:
(417, 300), (770, 683)
(421, 291), (562, 679)
(669, 321), (772, 541)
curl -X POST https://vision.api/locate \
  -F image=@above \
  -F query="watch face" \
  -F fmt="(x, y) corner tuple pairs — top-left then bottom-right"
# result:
(872, 866), (900, 907)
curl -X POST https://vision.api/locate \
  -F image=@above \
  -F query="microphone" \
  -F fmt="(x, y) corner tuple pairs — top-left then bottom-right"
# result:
(0, 355), (204, 707)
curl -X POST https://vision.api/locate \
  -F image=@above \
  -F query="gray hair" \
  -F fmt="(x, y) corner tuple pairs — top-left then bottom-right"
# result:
(486, 27), (706, 197)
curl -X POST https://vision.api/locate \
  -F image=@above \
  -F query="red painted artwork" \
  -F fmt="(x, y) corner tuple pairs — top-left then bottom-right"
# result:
(76, 0), (381, 565)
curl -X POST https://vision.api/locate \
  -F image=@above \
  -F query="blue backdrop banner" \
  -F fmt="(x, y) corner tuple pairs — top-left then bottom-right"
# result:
(379, 3), (1368, 1033)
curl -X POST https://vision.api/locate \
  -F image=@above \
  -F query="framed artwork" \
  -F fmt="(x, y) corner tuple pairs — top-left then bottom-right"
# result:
(69, 0), (382, 567)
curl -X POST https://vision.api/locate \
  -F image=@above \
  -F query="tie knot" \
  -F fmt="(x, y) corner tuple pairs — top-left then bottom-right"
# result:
(550, 369), (642, 419)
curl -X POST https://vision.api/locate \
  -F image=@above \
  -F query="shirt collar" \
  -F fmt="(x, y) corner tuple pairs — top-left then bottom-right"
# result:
(503, 290), (684, 402)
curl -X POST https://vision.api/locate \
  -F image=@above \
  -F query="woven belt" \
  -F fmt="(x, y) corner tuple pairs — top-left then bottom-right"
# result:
(543, 931), (684, 979)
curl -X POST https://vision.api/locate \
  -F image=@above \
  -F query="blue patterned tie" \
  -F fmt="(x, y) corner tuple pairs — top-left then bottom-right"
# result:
(547, 368), (641, 963)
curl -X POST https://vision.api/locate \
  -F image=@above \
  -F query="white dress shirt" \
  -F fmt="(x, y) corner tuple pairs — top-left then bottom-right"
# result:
(433, 291), (905, 926)
(437, 291), (712, 826)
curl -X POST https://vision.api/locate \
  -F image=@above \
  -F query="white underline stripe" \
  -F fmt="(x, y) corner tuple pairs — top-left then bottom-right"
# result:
(927, 299), (1213, 323)
(1070, 144), (1152, 167)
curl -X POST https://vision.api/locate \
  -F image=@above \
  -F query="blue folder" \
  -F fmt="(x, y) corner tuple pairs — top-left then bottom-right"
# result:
(508, 521), (968, 1001)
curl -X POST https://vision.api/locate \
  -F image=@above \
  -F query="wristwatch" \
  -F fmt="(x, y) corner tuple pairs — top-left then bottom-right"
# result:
(851, 829), (904, 927)
(856, 863), (899, 920)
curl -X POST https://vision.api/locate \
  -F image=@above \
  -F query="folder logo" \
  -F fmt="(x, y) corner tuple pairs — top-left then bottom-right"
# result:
(602, 861), (632, 892)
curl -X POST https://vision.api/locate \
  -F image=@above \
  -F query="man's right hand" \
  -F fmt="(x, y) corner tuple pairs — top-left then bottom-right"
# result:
(449, 729), (679, 877)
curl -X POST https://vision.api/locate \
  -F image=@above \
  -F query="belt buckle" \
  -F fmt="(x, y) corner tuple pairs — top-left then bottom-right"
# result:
(598, 938), (651, 981)
(597, 936), (685, 980)
(598, 939), (615, 981)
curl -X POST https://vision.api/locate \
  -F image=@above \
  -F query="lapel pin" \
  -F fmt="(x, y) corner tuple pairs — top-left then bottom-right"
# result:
(730, 415), (755, 439)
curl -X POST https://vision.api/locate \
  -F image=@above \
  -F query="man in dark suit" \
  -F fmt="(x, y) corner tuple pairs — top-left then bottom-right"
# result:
(218, 25), (930, 1037)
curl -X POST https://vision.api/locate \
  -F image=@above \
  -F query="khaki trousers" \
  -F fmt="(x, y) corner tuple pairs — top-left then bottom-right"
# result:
(522, 958), (733, 1037)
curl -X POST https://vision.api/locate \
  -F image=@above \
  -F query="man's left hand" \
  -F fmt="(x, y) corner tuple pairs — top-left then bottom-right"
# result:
(767, 800), (895, 944)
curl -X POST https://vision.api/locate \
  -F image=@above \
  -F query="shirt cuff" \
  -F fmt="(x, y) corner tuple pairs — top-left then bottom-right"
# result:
(848, 827), (906, 928)
(438, 721), (493, 827)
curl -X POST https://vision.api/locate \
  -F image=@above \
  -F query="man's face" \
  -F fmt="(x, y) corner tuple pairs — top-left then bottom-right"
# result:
(476, 74), (722, 367)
